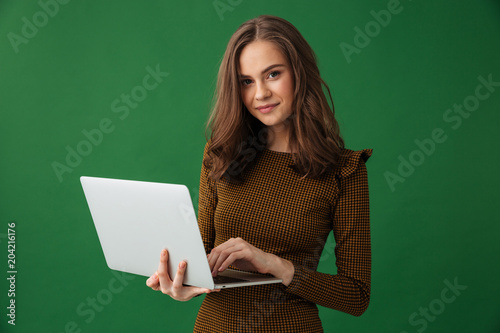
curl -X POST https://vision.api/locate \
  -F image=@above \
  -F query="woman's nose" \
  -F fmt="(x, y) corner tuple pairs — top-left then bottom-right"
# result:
(255, 82), (271, 100)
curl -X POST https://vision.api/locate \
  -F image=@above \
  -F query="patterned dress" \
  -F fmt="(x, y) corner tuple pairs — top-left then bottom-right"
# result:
(193, 142), (372, 332)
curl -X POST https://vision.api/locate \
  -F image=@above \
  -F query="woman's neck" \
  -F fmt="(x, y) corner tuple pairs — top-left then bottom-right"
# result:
(266, 125), (290, 153)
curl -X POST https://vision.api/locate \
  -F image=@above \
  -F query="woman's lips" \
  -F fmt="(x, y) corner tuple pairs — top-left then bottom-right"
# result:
(256, 103), (279, 114)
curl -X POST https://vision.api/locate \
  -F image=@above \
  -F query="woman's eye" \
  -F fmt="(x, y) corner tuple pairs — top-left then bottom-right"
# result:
(241, 79), (252, 86)
(269, 71), (280, 79)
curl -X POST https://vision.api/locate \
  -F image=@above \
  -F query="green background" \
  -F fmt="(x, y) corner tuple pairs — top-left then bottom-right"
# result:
(1, 0), (499, 332)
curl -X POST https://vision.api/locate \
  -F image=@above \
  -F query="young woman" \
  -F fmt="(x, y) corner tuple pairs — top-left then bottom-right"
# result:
(147, 15), (372, 332)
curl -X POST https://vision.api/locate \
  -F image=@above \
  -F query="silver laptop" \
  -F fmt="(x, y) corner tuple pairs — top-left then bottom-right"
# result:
(80, 176), (282, 289)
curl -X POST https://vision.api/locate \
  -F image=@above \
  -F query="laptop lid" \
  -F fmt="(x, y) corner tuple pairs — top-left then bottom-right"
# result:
(80, 176), (217, 289)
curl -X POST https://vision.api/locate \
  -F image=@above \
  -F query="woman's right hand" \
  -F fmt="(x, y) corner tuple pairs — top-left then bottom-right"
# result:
(146, 249), (219, 301)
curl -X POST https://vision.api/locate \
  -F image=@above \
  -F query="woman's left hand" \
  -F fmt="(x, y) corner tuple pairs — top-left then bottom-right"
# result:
(207, 237), (295, 286)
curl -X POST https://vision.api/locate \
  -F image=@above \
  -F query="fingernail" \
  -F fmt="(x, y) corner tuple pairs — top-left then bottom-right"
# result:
(180, 261), (186, 268)
(161, 249), (166, 257)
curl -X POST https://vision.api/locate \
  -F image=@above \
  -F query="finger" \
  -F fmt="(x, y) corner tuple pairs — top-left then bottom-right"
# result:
(208, 243), (240, 273)
(211, 245), (243, 275)
(207, 238), (239, 266)
(193, 287), (215, 295)
(217, 251), (245, 273)
(172, 261), (187, 289)
(209, 252), (225, 276)
(157, 249), (172, 290)
(170, 263), (215, 297)
(146, 272), (159, 288)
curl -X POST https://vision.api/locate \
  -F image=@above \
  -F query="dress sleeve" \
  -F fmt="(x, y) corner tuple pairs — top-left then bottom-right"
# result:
(197, 142), (218, 255)
(284, 149), (372, 316)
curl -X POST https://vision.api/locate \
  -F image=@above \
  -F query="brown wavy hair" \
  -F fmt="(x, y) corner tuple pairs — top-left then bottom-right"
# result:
(204, 15), (344, 183)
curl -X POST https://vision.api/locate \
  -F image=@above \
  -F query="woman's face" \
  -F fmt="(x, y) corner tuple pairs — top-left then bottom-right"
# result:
(238, 40), (294, 134)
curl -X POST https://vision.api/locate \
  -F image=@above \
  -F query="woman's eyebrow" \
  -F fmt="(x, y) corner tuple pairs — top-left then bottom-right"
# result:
(239, 64), (286, 78)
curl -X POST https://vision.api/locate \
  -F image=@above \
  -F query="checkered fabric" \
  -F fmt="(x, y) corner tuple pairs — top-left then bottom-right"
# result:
(194, 142), (372, 332)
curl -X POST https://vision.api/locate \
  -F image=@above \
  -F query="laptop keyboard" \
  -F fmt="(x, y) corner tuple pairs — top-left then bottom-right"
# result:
(213, 275), (248, 284)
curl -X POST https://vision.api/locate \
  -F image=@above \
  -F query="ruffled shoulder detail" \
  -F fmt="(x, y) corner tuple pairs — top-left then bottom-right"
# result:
(334, 148), (373, 179)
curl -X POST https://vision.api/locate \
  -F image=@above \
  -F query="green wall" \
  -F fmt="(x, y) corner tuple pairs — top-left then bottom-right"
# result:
(1, 0), (499, 332)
